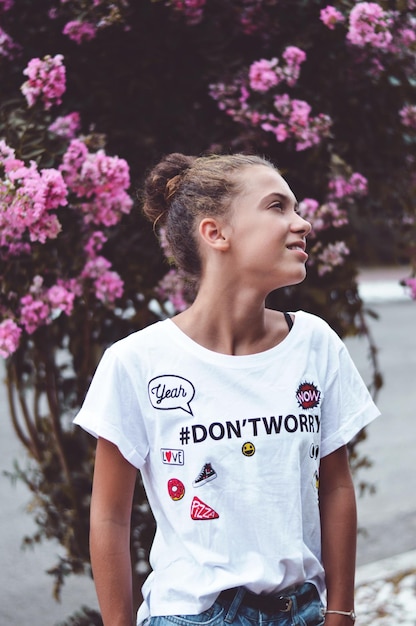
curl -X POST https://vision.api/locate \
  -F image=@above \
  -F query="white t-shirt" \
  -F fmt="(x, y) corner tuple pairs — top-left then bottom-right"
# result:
(74, 311), (380, 620)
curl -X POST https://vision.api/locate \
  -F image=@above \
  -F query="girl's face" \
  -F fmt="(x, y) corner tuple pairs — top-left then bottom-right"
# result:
(224, 165), (312, 292)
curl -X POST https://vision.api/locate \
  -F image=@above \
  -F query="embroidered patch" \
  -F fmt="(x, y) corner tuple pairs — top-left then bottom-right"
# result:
(242, 441), (255, 457)
(296, 381), (321, 409)
(190, 496), (219, 520)
(168, 478), (185, 501)
(148, 375), (195, 415)
(193, 463), (217, 487)
(161, 448), (184, 465)
(309, 443), (320, 459)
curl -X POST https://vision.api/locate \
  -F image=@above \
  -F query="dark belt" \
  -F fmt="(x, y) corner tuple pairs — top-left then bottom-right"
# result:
(218, 584), (315, 614)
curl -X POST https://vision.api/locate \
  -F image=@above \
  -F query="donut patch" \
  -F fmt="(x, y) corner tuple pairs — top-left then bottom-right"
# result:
(168, 478), (185, 501)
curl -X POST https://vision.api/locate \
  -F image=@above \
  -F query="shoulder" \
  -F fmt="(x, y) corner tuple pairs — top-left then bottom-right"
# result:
(292, 310), (344, 350)
(108, 319), (168, 353)
(293, 310), (335, 334)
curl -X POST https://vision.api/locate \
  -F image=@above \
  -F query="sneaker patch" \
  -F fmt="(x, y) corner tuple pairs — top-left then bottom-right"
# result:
(193, 462), (217, 487)
(190, 496), (219, 520)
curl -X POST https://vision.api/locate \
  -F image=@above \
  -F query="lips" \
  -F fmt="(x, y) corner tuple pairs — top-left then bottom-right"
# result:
(287, 240), (306, 252)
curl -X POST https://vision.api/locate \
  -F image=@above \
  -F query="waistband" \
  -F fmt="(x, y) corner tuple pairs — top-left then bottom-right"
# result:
(218, 582), (317, 616)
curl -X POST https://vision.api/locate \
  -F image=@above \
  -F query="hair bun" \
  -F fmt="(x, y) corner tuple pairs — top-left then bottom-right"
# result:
(142, 153), (195, 227)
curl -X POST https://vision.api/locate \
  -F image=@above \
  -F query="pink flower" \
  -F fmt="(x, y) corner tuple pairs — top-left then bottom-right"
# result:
(399, 28), (416, 47)
(168, 0), (206, 25)
(349, 172), (368, 195)
(60, 139), (133, 226)
(316, 241), (350, 276)
(0, 146), (68, 247)
(347, 3), (393, 50)
(0, 25), (20, 59)
(249, 59), (280, 93)
(0, 319), (22, 358)
(81, 255), (124, 304)
(282, 46), (307, 86)
(320, 6), (345, 30)
(21, 54), (66, 110)
(299, 199), (348, 234)
(19, 294), (50, 334)
(84, 231), (108, 258)
(400, 105), (416, 128)
(403, 277), (416, 299)
(0, 0), (14, 11)
(299, 198), (319, 220)
(48, 112), (81, 139)
(94, 271), (124, 304)
(41, 168), (69, 210)
(63, 21), (97, 44)
(82, 256), (111, 280)
(328, 172), (368, 199)
(156, 269), (189, 313)
(47, 285), (75, 316)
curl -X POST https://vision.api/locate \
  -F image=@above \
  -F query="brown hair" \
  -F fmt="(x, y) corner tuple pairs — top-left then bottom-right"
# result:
(142, 152), (275, 277)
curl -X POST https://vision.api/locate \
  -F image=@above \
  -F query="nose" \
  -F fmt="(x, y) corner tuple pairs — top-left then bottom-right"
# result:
(292, 212), (312, 236)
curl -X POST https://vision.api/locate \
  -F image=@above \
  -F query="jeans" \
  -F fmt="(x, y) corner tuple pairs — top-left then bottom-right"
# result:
(147, 583), (325, 626)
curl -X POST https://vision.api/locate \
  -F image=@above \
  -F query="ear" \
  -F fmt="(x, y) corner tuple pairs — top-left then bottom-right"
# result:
(198, 217), (230, 252)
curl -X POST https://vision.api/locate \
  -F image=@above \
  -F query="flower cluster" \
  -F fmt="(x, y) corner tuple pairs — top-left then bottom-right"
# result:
(48, 112), (81, 139)
(62, 20), (97, 44)
(81, 255), (124, 305)
(313, 241), (350, 276)
(248, 47), (306, 92)
(155, 269), (189, 313)
(165, 0), (206, 26)
(0, 25), (20, 59)
(21, 54), (66, 110)
(400, 105), (416, 129)
(0, 140), (68, 249)
(0, 319), (21, 359)
(262, 94), (332, 151)
(81, 231), (124, 305)
(19, 277), (75, 334)
(59, 139), (133, 226)
(320, 6), (345, 30)
(1, 130), (132, 357)
(298, 170), (368, 276)
(210, 47), (332, 152)
(299, 199), (348, 234)
(328, 172), (368, 199)
(347, 3), (393, 50)
(52, 0), (130, 43)
(0, 0), (13, 10)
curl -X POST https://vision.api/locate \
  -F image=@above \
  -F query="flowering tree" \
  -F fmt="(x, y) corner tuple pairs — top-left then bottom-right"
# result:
(0, 0), (415, 623)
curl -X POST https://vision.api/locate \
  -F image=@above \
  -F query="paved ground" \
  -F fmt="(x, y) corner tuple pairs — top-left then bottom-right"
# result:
(0, 266), (415, 625)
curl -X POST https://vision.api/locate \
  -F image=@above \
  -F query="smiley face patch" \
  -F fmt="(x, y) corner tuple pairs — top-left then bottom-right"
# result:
(242, 441), (255, 457)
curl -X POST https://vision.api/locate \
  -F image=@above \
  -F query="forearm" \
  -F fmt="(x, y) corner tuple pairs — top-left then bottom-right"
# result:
(319, 447), (357, 624)
(90, 517), (135, 626)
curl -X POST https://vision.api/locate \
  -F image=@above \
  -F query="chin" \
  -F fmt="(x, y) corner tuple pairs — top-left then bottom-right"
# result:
(284, 269), (307, 288)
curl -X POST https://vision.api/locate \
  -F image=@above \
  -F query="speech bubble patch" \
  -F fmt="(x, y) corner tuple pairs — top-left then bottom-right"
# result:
(148, 375), (195, 415)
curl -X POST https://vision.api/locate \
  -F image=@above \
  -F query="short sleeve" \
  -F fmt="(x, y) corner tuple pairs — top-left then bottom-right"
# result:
(320, 334), (380, 458)
(73, 347), (149, 469)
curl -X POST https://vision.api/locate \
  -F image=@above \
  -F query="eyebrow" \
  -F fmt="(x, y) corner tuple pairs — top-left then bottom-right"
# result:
(263, 192), (299, 211)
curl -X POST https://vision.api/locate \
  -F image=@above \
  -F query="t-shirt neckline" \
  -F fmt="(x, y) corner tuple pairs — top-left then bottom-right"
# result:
(162, 312), (302, 367)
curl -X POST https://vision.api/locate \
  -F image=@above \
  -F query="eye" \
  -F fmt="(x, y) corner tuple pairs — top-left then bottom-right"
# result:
(269, 201), (284, 212)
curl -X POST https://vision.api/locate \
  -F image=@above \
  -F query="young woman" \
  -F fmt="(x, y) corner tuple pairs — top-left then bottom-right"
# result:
(74, 153), (380, 626)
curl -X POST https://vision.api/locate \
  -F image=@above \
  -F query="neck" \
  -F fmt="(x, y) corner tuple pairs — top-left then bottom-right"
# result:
(172, 276), (285, 356)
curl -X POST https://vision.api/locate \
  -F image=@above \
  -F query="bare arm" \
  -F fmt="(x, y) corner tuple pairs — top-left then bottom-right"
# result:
(90, 437), (138, 626)
(319, 445), (357, 624)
